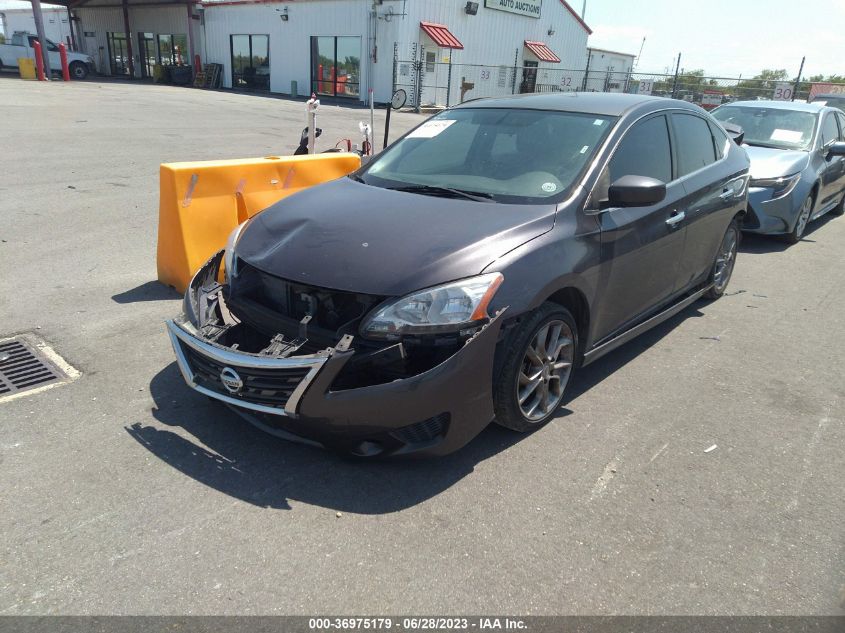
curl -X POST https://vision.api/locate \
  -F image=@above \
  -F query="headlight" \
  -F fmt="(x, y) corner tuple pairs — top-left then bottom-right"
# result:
(749, 172), (801, 199)
(360, 273), (504, 340)
(223, 221), (248, 281)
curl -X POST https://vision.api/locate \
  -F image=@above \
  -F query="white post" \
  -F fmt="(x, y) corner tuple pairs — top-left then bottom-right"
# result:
(369, 88), (375, 151)
(306, 94), (319, 154)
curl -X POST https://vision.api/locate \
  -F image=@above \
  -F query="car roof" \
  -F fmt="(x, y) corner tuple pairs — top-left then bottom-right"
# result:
(723, 100), (828, 113)
(452, 92), (698, 117)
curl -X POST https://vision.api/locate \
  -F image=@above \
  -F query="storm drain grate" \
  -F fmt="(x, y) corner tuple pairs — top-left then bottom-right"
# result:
(0, 336), (77, 399)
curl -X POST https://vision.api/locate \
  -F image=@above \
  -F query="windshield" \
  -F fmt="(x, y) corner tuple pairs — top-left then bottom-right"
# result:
(360, 108), (616, 204)
(712, 105), (817, 150)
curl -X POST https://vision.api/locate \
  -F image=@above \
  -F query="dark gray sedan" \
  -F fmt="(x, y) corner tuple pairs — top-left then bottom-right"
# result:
(713, 100), (845, 242)
(168, 93), (749, 457)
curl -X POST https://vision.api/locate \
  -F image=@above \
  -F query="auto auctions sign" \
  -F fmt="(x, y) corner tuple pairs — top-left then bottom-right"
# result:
(485, 0), (543, 18)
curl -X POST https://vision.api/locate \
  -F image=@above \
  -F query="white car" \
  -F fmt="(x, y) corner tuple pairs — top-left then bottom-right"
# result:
(0, 31), (94, 79)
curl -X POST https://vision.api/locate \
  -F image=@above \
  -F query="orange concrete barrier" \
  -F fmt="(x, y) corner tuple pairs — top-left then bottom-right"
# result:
(156, 152), (361, 293)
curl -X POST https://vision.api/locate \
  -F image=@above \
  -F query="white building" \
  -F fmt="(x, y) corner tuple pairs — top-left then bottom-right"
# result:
(46, 0), (591, 106)
(584, 46), (635, 93)
(201, 0), (592, 106)
(1, 2), (74, 47)
(66, 0), (202, 77)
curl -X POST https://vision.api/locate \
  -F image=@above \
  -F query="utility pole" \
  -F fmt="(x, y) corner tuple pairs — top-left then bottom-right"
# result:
(633, 37), (645, 71)
(792, 56), (805, 102)
(671, 52), (681, 98)
(30, 0), (52, 77)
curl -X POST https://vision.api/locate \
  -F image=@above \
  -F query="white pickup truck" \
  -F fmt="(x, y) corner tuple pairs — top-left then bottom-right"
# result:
(0, 31), (94, 79)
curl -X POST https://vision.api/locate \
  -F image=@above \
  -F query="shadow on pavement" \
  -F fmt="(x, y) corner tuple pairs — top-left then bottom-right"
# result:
(128, 302), (706, 513)
(112, 281), (181, 304)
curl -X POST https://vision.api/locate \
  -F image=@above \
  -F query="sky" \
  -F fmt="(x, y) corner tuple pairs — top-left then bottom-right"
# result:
(582, 0), (845, 78)
(2, 0), (843, 79)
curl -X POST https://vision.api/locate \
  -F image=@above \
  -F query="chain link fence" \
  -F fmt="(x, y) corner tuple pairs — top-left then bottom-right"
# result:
(392, 44), (845, 111)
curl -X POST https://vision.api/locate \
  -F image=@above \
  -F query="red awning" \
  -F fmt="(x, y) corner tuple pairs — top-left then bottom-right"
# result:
(524, 41), (561, 63)
(420, 22), (464, 50)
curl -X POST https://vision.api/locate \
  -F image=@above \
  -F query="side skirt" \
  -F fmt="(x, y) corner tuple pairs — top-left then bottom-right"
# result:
(582, 284), (713, 367)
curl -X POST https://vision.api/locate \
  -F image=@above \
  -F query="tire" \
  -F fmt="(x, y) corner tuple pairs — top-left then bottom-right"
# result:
(704, 218), (740, 300)
(831, 191), (845, 217)
(493, 303), (578, 433)
(69, 62), (88, 80)
(786, 192), (814, 243)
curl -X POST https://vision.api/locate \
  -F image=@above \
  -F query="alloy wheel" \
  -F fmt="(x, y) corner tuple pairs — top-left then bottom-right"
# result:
(795, 196), (813, 239)
(713, 225), (738, 292)
(516, 319), (574, 422)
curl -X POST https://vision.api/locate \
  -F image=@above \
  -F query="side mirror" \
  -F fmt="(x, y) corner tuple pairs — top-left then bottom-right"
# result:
(826, 141), (845, 157)
(606, 175), (667, 208)
(721, 122), (745, 146)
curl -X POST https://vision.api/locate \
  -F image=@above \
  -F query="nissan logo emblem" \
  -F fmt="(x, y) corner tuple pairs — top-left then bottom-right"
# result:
(220, 367), (244, 394)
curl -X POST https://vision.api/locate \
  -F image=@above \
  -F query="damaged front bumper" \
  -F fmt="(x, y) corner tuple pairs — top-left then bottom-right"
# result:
(166, 251), (505, 457)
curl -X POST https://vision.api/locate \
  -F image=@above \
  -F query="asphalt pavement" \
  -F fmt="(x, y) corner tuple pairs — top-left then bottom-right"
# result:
(0, 77), (842, 615)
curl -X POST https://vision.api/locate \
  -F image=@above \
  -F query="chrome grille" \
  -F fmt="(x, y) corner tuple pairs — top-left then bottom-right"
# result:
(180, 342), (310, 408)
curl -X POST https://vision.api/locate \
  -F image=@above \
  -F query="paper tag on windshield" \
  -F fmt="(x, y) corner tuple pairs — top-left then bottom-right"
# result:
(407, 120), (456, 138)
(770, 129), (803, 143)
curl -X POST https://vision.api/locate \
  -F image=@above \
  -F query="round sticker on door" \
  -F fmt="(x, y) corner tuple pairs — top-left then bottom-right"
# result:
(541, 182), (557, 193)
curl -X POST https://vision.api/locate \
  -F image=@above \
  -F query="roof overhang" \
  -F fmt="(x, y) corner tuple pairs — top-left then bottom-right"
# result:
(420, 21), (464, 50)
(51, 0), (199, 8)
(524, 40), (560, 63)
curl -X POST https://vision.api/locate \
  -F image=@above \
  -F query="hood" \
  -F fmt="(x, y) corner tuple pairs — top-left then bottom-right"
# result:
(235, 177), (557, 296)
(743, 145), (809, 179)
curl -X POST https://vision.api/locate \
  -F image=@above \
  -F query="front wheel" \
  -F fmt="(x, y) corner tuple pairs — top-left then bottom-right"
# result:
(69, 62), (88, 80)
(493, 303), (577, 432)
(705, 219), (740, 300)
(786, 193), (813, 243)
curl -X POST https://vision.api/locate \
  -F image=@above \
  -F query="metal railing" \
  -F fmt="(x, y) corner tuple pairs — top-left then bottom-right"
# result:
(392, 45), (845, 111)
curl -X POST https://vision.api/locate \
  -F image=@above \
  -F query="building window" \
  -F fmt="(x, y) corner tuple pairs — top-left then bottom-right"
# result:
(157, 33), (188, 65)
(230, 34), (270, 91)
(310, 36), (360, 98)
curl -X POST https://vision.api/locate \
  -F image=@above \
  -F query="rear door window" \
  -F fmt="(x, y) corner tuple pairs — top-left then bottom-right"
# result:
(672, 113), (717, 177)
(708, 121), (730, 159)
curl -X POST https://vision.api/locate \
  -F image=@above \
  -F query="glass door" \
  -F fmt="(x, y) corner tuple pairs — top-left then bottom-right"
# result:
(138, 32), (156, 78)
(107, 32), (129, 76)
(157, 34), (172, 65)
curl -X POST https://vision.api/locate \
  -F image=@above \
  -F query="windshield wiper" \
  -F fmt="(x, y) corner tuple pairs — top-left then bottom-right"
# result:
(744, 141), (792, 150)
(348, 173), (365, 183)
(388, 184), (495, 202)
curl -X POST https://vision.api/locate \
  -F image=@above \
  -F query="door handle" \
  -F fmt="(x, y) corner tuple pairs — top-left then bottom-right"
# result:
(666, 211), (686, 227)
(719, 189), (734, 200)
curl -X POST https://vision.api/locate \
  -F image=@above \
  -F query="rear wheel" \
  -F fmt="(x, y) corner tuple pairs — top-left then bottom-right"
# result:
(705, 219), (740, 299)
(786, 193), (814, 243)
(831, 191), (845, 217)
(69, 62), (88, 80)
(493, 303), (577, 432)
